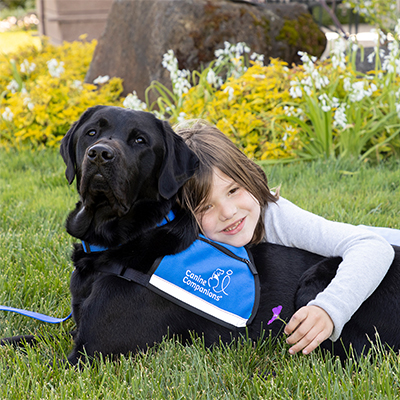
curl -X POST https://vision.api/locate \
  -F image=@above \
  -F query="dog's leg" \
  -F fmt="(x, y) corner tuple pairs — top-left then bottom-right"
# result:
(295, 257), (341, 309)
(0, 334), (38, 347)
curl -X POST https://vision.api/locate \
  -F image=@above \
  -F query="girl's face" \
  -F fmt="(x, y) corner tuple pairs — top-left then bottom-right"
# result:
(196, 168), (261, 247)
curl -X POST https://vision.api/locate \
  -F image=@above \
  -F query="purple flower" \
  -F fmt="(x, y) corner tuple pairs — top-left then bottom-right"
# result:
(267, 305), (283, 325)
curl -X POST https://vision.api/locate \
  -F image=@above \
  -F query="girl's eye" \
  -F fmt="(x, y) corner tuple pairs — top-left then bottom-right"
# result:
(87, 129), (96, 136)
(202, 204), (213, 213)
(228, 187), (240, 195)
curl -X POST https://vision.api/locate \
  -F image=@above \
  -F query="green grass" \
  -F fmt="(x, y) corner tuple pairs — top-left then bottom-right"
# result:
(0, 149), (399, 399)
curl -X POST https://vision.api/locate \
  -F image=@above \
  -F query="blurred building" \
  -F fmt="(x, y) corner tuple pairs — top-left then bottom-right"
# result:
(36, 0), (113, 44)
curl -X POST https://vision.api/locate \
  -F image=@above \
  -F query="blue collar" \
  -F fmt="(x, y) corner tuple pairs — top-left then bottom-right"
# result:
(81, 209), (176, 253)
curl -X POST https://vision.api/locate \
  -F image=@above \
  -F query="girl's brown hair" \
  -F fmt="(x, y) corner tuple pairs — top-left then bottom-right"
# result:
(175, 120), (277, 245)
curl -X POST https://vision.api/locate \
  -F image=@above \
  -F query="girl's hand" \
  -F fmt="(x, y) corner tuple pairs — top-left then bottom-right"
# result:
(284, 305), (334, 355)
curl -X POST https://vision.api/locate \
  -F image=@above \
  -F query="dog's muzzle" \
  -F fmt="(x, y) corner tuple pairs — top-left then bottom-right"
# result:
(87, 143), (115, 166)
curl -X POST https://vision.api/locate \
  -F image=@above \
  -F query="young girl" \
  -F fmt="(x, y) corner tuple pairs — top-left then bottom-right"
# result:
(175, 120), (396, 356)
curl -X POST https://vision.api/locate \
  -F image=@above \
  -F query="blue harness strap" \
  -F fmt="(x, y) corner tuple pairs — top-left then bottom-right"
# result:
(81, 210), (176, 253)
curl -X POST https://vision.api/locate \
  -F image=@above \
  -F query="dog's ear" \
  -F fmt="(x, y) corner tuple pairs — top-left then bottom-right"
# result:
(60, 120), (79, 184)
(158, 120), (199, 200)
(60, 106), (104, 184)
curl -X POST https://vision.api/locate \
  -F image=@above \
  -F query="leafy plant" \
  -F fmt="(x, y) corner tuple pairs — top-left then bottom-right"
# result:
(282, 33), (400, 162)
(157, 25), (400, 163)
(124, 42), (264, 122)
(343, 0), (399, 32)
(0, 37), (124, 148)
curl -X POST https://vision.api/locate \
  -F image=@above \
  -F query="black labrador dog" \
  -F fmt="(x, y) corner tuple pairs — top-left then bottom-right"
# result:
(3, 106), (400, 364)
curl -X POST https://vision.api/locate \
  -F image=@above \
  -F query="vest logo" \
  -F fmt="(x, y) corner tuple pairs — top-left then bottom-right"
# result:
(183, 268), (234, 301)
(208, 268), (233, 295)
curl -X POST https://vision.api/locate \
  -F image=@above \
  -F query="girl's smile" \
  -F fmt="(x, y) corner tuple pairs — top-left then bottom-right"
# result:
(222, 217), (245, 234)
(196, 168), (261, 247)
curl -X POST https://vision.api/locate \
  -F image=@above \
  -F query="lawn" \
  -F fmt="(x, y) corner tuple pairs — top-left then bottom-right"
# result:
(0, 148), (399, 399)
(0, 29), (41, 54)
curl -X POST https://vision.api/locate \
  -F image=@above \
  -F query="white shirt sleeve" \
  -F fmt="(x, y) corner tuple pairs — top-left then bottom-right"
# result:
(265, 196), (395, 341)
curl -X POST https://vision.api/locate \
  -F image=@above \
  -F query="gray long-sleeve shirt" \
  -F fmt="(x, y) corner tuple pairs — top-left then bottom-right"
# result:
(264, 196), (395, 341)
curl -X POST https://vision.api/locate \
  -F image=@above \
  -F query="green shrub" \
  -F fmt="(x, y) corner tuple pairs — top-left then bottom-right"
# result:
(2, 25), (400, 163)
(0, 37), (123, 148)
(144, 28), (400, 163)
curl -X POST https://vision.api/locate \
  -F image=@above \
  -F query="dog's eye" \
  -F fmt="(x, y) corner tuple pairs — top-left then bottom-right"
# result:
(134, 137), (145, 144)
(87, 129), (97, 137)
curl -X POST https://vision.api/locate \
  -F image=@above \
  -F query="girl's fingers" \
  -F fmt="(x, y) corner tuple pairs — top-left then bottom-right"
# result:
(288, 327), (328, 355)
(284, 306), (334, 355)
(284, 307), (308, 336)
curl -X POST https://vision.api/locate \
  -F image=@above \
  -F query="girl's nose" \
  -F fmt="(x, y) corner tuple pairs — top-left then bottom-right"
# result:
(219, 202), (237, 221)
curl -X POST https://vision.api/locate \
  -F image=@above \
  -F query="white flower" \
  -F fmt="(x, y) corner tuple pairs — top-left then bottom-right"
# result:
(283, 106), (303, 118)
(348, 80), (376, 102)
(318, 93), (331, 112)
(343, 77), (351, 92)
(2, 107), (13, 122)
(311, 70), (330, 90)
(250, 52), (264, 65)
(396, 102), (400, 118)
(23, 96), (34, 111)
(20, 59), (36, 74)
(162, 50), (178, 73)
(47, 59), (64, 78)
(367, 50), (375, 64)
(330, 38), (346, 70)
(331, 97), (340, 109)
(93, 75), (110, 84)
(283, 106), (294, 116)
(289, 80), (303, 98)
(206, 69), (223, 88)
(6, 79), (19, 93)
(152, 110), (166, 120)
(333, 103), (348, 129)
(224, 86), (235, 101)
(395, 19), (400, 38)
(172, 73), (191, 97)
(298, 51), (315, 75)
(72, 80), (83, 90)
(123, 91), (147, 111)
(214, 41), (256, 74)
(177, 112), (187, 123)
(378, 29), (387, 45)
(349, 81), (366, 102)
(381, 40), (400, 75)
(161, 50), (191, 97)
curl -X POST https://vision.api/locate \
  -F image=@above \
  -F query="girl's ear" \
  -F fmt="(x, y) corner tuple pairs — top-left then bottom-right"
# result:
(158, 120), (199, 200)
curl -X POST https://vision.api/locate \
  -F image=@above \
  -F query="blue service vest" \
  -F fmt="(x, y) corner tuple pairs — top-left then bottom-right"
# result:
(148, 236), (260, 329)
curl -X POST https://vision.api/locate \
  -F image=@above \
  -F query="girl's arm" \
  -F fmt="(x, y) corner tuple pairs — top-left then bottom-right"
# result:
(264, 196), (395, 345)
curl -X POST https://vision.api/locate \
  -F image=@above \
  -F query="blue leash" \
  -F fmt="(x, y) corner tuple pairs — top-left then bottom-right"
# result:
(0, 305), (71, 324)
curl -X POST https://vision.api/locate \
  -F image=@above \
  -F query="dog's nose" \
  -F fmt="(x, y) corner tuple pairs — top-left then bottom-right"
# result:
(87, 144), (115, 164)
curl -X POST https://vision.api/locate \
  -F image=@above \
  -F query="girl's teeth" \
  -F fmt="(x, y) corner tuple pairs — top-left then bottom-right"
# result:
(224, 219), (242, 232)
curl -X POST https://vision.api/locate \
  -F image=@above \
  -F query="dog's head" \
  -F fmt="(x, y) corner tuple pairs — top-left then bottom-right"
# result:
(60, 106), (198, 245)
